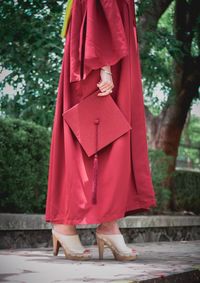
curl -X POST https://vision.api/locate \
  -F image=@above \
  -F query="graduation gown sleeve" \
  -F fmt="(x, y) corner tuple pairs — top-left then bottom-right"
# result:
(69, 0), (129, 82)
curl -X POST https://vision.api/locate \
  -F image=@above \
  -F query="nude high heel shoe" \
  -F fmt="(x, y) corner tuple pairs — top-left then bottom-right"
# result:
(96, 231), (138, 261)
(52, 228), (92, 260)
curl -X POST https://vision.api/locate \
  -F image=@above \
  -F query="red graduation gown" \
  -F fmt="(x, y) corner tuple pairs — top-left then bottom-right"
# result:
(45, 0), (157, 225)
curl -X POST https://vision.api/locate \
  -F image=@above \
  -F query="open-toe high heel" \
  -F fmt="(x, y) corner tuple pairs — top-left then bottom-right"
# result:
(96, 231), (138, 261)
(52, 228), (92, 260)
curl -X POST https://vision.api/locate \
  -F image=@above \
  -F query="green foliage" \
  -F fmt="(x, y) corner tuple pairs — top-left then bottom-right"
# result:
(0, 0), (66, 127)
(149, 148), (200, 214)
(137, 1), (200, 115)
(0, 1), (199, 124)
(138, 2), (178, 114)
(0, 117), (51, 213)
(172, 170), (200, 214)
(149, 149), (173, 211)
(178, 115), (200, 169)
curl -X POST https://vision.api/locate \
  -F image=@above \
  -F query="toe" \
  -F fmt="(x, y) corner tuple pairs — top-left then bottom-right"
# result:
(131, 248), (139, 255)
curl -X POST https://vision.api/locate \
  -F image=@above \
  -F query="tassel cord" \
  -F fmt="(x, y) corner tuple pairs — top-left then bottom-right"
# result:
(92, 119), (100, 204)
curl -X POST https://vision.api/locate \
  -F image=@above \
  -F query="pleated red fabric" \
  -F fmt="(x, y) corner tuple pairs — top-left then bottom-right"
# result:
(45, 0), (157, 225)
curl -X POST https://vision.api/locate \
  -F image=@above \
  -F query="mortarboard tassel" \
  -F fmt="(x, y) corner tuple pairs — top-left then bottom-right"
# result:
(92, 118), (100, 204)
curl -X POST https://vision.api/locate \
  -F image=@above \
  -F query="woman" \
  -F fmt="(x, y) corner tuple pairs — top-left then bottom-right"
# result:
(45, 0), (157, 261)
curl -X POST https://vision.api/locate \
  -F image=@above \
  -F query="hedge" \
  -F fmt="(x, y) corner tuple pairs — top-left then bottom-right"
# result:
(0, 117), (50, 213)
(0, 117), (199, 214)
(171, 169), (200, 214)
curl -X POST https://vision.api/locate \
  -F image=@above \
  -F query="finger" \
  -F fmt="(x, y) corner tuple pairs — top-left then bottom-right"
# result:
(100, 84), (113, 92)
(97, 85), (110, 92)
(97, 89), (112, 96)
(98, 85), (111, 92)
(97, 81), (102, 87)
(97, 81), (110, 88)
(102, 83), (114, 91)
(101, 85), (114, 93)
(98, 91), (111, 96)
(99, 82), (114, 91)
(98, 83), (109, 90)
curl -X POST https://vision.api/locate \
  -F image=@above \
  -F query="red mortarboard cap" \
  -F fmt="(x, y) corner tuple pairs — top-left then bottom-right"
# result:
(62, 89), (132, 204)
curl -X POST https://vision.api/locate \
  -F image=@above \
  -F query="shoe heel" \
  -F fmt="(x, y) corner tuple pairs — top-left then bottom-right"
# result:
(96, 236), (105, 260)
(52, 234), (61, 256)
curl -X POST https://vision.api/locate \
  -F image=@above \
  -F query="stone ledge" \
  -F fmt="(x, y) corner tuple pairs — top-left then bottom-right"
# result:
(1, 214), (200, 248)
(0, 213), (200, 230)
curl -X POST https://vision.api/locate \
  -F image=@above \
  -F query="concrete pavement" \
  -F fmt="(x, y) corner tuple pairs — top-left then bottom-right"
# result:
(0, 240), (200, 283)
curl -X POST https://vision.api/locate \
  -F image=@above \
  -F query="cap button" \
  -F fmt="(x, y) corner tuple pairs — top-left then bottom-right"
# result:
(94, 118), (100, 125)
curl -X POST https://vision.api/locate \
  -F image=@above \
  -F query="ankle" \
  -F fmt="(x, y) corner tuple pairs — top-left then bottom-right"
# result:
(52, 223), (77, 235)
(97, 221), (121, 234)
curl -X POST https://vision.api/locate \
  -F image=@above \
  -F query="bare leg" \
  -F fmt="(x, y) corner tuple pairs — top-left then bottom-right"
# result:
(96, 220), (121, 234)
(52, 220), (121, 235)
(52, 223), (78, 235)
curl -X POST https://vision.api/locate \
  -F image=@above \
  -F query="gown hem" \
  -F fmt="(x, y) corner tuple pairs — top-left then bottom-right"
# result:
(45, 200), (156, 225)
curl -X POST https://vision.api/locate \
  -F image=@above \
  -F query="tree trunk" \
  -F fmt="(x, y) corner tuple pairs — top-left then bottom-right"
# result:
(144, 0), (200, 210)
(148, 71), (199, 209)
